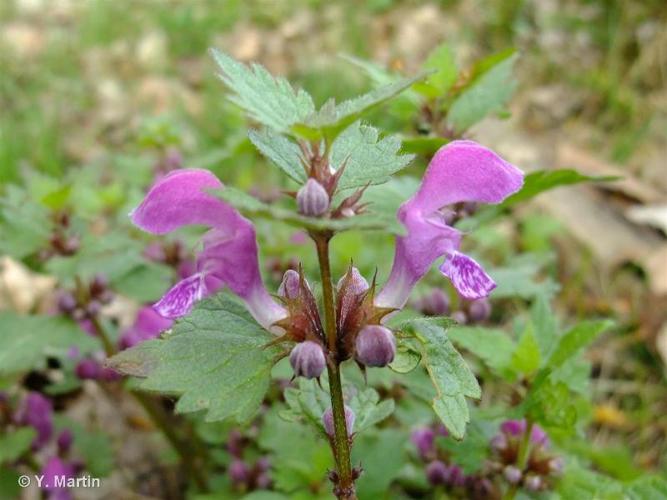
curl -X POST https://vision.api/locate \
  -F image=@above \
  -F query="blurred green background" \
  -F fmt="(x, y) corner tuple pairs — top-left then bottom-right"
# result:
(1, 0), (665, 183)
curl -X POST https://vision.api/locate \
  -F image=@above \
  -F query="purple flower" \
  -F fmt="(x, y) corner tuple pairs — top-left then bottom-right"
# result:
(15, 392), (53, 450)
(425, 460), (448, 485)
(375, 141), (523, 309)
(119, 306), (173, 349)
(500, 419), (526, 437)
(411, 427), (435, 459)
(228, 459), (250, 485)
(75, 358), (101, 380)
(41, 456), (76, 500)
(130, 169), (286, 330)
(56, 429), (74, 454)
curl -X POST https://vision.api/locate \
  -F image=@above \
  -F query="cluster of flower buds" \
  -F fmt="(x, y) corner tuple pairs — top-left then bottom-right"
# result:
(15, 392), (54, 450)
(410, 425), (468, 490)
(289, 141), (370, 220)
(39, 211), (80, 261)
(412, 288), (491, 325)
(56, 274), (114, 324)
(226, 429), (272, 491)
(278, 264), (398, 383)
(143, 239), (195, 279)
(490, 419), (563, 493)
(75, 356), (121, 382)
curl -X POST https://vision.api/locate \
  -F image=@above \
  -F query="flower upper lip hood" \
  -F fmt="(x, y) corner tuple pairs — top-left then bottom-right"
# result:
(375, 140), (524, 309)
(130, 168), (286, 330)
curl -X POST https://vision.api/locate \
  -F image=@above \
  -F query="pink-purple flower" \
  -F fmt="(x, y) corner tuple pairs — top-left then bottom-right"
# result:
(376, 141), (523, 309)
(119, 306), (174, 349)
(130, 169), (286, 330)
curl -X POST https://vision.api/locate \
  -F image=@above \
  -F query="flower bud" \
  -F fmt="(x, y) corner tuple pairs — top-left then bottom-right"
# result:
(296, 179), (329, 216)
(15, 393), (53, 450)
(99, 367), (121, 382)
(75, 359), (100, 380)
(451, 310), (467, 325)
(89, 274), (108, 295)
(468, 298), (491, 322)
(278, 269), (301, 299)
(289, 341), (326, 379)
(85, 300), (102, 317)
(421, 289), (450, 316)
(256, 456), (270, 472)
(524, 475), (542, 491)
(426, 460), (448, 485)
(322, 405), (355, 437)
(57, 429), (74, 454)
(549, 457), (564, 475)
(410, 427), (435, 460)
(336, 267), (369, 295)
(447, 465), (465, 487)
(490, 433), (507, 451)
(354, 325), (396, 367)
(255, 472), (272, 489)
(500, 419), (526, 436)
(503, 465), (522, 484)
(228, 459), (249, 485)
(530, 424), (549, 445)
(57, 292), (77, 314)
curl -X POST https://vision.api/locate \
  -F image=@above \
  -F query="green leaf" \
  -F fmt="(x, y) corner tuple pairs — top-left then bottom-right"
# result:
(558, 467), (624, 499)
(447, 326), (515, 377)
(215, 187), (398, 234)
(0, 428), (36, 463)
(389, 341), (422, 374)
(406, 319), (481, 439)
(282, 379), (394, 434)
(293, 74), (427, 140)
(0, 185), (51, 258)
(511, 324), (542, 376)
(400, 136), (448, 156)
(525, 378), (577, 428)
(349, 387), (395, 432)
(352, 429), (407, 498)
(436, 418), (494, 473)
(259, 408), (332, 496)
(107, 294), (281, 424)
(487, 255), (559, 300)
(248, 129), (306, 184)
(413, 44), (458, 99)
(626, 476), (667, 500)
(0, 468), (21, 499)
(340, 54), (398, 87)
(55, 417), (114, 477)
(545, 320), (612, 371)
(0, 314), (98, 375)
(210, 49), (315, 133)
(500, 169), (618, 208)
(330, 122), (414, 190)
(530, 293), (559, 356)
(112, 262), (173, 302)
(446, 51), (517, 132)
